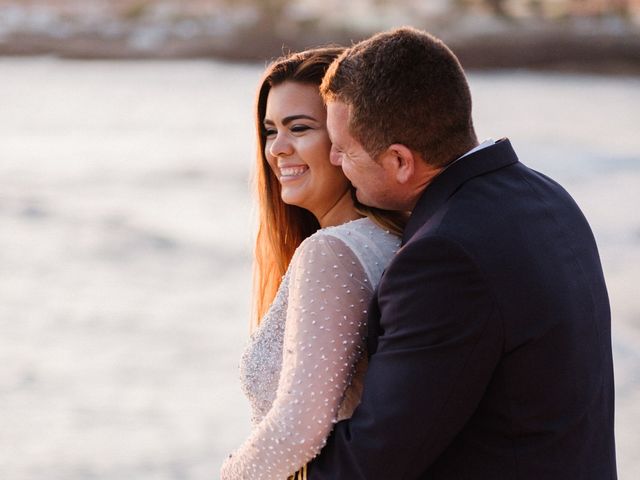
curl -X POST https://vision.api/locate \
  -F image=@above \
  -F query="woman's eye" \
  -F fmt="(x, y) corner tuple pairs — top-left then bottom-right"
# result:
(291, 125), (311, 133)
(264, 128), (276, 137)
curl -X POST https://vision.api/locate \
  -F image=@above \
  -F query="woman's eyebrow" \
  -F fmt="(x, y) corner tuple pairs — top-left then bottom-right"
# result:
(264, 114), (317, 126)
(283, 114), (316, 124)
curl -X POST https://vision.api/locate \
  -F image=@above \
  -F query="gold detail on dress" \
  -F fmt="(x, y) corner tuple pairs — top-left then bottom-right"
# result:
(288, 464), (308, 480)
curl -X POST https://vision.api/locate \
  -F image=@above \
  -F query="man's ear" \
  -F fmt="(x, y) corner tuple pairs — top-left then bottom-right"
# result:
(381, 144), (416, 184)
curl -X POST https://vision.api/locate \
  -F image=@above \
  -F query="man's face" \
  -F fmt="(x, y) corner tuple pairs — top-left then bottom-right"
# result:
(326, 101), (393, 209)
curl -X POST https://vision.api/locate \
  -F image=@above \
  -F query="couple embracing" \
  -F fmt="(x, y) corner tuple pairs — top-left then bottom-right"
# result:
(221, 27), (617, 479)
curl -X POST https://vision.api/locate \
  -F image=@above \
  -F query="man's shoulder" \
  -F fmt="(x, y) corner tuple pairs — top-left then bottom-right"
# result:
(413, 160), (581, 240)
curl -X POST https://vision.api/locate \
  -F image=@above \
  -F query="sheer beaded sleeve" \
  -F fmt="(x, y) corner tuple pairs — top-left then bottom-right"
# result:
(220, 232), (373, 479)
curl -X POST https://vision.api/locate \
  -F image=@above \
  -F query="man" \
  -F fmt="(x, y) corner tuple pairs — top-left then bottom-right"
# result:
(308, 27), (617, 479)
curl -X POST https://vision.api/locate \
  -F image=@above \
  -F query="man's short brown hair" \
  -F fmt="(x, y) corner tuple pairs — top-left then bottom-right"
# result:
(321, 27), (477, 167)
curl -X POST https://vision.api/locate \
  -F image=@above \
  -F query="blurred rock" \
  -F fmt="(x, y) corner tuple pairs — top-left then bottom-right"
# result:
(0, 0), (638, 72)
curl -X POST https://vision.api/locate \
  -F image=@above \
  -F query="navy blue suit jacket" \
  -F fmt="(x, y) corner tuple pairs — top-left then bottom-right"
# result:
(307, 139), (616, 479)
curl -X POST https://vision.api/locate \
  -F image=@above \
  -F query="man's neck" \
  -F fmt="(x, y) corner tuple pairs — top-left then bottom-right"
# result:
(405, 164), (446, 211)
(406, 138), (496, 211)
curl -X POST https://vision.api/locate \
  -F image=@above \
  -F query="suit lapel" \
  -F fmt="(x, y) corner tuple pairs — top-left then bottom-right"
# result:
(402, 138), (519, 245)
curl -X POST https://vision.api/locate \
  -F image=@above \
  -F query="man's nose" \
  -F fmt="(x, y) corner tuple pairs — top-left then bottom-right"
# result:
(330, 146), (342, 166)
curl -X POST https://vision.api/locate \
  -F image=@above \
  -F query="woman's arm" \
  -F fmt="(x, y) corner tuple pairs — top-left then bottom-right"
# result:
(221, 233), (373, 479)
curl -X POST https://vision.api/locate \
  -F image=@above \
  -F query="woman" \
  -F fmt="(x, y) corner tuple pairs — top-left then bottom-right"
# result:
(220, 47), (405, 480)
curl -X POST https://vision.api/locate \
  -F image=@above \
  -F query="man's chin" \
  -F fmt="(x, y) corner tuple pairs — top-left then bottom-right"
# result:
(355, 190), (379, 209)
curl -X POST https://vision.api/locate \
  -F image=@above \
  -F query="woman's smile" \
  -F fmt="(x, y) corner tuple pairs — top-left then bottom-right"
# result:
(278, 164), (309, 181)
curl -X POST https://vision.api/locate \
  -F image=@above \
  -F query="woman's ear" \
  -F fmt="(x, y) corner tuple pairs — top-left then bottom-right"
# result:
(380, 143), (416, 184)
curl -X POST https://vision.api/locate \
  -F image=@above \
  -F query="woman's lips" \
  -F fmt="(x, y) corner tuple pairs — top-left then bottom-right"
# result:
(279, 165), (309, 181)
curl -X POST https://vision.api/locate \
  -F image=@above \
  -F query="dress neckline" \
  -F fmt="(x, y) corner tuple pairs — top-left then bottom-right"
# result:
(320, 216), (370, 232)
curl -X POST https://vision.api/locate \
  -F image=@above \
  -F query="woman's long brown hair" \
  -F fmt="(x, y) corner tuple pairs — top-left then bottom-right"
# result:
(252, 47), (407, 330)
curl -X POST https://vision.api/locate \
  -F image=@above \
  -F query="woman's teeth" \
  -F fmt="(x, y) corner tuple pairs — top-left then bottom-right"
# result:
(280, 166), (308, 178)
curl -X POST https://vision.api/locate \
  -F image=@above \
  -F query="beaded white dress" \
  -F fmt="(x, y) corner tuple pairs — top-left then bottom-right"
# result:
(220, 217), (400, 479)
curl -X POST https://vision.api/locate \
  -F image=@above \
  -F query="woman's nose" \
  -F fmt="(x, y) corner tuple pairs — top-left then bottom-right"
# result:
(269, 132), (293, 157)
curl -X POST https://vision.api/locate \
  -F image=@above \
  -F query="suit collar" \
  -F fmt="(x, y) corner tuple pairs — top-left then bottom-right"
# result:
(402, 138), (519, 245)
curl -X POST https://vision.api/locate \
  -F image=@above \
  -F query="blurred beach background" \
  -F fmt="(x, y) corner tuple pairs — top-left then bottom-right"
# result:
(0, 1), (639, 479)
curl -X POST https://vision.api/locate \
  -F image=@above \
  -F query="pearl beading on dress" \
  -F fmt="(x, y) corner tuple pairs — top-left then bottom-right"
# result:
(221, 218), (400, 479)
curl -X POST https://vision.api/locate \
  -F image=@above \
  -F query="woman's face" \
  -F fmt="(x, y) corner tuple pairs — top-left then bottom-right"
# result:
(264, 81), (351, 220)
